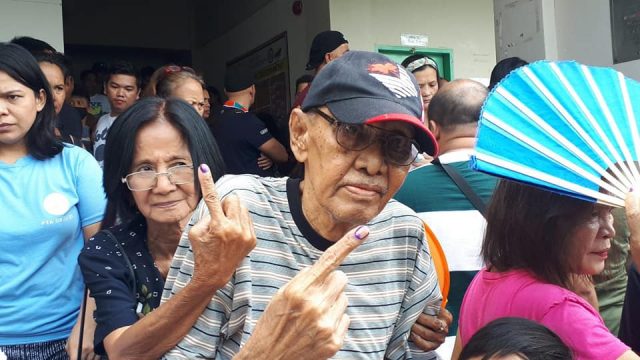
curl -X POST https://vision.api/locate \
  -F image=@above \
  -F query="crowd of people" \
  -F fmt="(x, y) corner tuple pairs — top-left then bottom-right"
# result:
(0, 28), (638, 360)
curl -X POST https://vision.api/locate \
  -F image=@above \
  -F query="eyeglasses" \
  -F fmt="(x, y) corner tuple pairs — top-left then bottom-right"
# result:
(121, 165), (194, 191)
(312, 109), (419, 166)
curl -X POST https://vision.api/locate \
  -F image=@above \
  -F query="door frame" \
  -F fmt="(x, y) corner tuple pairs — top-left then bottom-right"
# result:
(376, 45), (454, 81)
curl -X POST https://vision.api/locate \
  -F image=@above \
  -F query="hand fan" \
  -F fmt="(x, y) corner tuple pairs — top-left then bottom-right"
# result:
(471, 60), (640, 207)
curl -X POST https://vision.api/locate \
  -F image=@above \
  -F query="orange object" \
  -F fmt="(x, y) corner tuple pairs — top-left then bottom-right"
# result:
(423, 222), (450, 309)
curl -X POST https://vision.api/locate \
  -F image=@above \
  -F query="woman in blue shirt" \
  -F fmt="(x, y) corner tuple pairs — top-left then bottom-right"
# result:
(0, 43), (105, 359)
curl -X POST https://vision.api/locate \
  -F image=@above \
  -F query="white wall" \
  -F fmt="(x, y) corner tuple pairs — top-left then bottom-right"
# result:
(554, 0), (640, 80)
(495, 0), (640, 80)
(493, 0), (557, 62)
(193, 0), (330, 98)
(554, 0), (612, 66)
(0, 0), (64, 51)
(329, 0), (497, 80)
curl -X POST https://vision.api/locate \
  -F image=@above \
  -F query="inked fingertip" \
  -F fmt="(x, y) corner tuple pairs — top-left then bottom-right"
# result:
(199, 164), (210, 174)
(354, 225), (369, 240)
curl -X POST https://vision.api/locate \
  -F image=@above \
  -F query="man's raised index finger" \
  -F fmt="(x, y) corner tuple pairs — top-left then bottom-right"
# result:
(310, 225), (369, 281)
(197, 164), (225, 220)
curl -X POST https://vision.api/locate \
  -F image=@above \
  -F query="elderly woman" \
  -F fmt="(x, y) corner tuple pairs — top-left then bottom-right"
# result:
(79, 97), (369, 359)
(163, 51), (445, 359)
(155, 66), (206, 117)
(78, 97), (247, 359)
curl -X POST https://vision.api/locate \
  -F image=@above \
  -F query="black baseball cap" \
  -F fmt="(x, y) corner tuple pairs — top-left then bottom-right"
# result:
(306, 31), (348, 71)
(224, 66), (255, 92)
(302, 51), (438, 156)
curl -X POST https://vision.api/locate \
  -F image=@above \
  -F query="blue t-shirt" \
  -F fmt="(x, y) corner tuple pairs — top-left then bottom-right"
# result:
(0, 145), (106, 345)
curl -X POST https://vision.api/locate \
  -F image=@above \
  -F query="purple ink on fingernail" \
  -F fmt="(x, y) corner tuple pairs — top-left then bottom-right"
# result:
(354, 225), (369, 240)
(200, 164), (209, 173)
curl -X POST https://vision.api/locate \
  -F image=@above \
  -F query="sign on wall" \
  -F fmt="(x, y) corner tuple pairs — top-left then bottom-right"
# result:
(401, 34), (429, 48)
(226, 32), (291, 134)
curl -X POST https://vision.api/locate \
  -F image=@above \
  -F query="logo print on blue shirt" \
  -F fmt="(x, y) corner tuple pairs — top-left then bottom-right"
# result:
(42, 192), (71, 216)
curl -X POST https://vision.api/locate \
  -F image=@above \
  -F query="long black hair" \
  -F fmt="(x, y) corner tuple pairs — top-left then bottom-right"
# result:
(102, 97), (225, 226)
(0, 43), (62, 159)
(459, 317), (573, 359)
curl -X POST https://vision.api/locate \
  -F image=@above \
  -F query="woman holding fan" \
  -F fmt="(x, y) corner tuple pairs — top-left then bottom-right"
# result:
(454, 60), (640, 359)
(454, 180), (638, 359)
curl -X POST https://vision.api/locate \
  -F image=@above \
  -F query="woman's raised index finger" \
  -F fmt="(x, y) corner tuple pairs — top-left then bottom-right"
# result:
(197, 164), (225, 220)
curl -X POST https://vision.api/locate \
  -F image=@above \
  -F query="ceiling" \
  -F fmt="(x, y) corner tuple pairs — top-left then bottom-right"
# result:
(62, 0), (275, 48)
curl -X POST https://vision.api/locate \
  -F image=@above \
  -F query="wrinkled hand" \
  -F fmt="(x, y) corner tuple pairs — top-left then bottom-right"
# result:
(189, 164), (257, 288)
(410, 308), (453, 351)
(257, 153), (274, 170)
(66, 316), (100, 360)
(237, 226), (370, 360)
(625, 191), (640, 269)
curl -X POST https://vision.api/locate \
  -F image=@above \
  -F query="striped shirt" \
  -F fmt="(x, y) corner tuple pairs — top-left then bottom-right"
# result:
(161, 175), (442, 359)
(394, 149), (497, 358)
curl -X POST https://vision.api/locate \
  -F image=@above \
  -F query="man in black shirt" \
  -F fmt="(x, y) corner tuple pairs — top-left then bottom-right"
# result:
(211, 67), (288, 176)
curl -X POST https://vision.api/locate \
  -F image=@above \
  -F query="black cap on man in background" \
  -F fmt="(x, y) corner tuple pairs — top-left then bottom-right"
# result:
(305, 31), (349, 71)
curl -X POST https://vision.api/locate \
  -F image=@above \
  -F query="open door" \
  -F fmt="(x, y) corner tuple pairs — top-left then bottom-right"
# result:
(376, 45), (454, 81)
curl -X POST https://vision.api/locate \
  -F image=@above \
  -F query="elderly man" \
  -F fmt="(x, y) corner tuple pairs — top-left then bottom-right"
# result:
(162, 51), (443, 359)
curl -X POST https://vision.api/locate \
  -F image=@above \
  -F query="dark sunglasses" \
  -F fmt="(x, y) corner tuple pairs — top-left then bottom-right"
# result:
(312, 108), (419, 166)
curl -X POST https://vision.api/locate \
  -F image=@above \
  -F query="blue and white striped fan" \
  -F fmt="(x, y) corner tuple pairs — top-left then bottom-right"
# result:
(471, 60), (640, 207)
